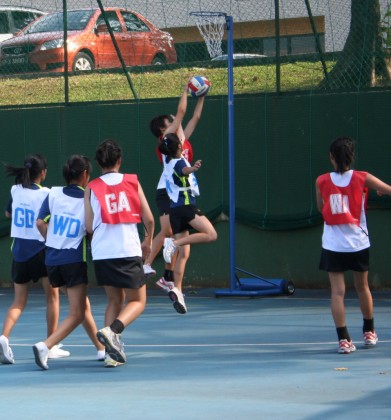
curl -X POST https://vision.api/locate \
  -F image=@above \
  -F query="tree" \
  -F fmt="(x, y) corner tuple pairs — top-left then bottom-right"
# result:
(320, 0), (390, 90)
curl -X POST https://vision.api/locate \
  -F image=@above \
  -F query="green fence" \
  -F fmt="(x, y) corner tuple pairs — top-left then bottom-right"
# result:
(1, 89), (391, 236)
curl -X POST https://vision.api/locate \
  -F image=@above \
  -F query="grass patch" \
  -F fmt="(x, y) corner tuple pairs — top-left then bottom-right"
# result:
(0, 60), (335, 106)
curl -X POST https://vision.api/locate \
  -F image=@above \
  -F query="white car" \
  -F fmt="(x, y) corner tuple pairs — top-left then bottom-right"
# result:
(0, 6), (44, 43)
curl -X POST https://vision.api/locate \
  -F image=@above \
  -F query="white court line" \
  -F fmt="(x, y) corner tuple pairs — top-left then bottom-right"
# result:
(11, 341), (391, 348)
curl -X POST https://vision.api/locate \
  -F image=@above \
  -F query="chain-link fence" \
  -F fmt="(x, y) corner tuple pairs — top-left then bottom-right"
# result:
(0, 0), (390, 105)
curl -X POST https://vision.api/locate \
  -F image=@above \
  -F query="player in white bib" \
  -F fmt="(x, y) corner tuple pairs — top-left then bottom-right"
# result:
(159, 133), (217, 314)
(0, 154), (69, 365)
(32, 155), (105, 370)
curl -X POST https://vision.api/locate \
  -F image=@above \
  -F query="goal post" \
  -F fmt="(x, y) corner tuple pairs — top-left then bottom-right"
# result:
(190, 10), (294, 297)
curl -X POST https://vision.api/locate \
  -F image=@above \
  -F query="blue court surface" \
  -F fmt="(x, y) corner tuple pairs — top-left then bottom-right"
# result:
(0, 286), (390, 420)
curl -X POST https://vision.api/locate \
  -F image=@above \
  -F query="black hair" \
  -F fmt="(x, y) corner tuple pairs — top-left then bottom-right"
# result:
(63, 155), (92, 185)
(329, 137), (355, 174)
(4, 154), (47, 188)
(158, 133), (181, 159)
(95, 139), (122, 169)
(149, 114), (173, 138)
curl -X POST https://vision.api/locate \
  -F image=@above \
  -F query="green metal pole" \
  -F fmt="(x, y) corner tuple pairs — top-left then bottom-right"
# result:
(63, 0), (69, 104)
(274, 0), (281, 94)
(304, 0), (329, 82)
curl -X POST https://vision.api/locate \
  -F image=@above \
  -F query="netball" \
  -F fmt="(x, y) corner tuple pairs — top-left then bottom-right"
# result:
(188, 76), (211, 97)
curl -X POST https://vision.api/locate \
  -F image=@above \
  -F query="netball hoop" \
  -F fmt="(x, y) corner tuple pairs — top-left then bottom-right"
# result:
(190, 11), (295, 297)
(189, 11), (226, 58)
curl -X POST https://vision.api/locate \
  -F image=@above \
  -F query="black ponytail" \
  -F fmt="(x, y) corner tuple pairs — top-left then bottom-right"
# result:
(4, 154), (47, 187)
(63, 155), (92, 185)
(158, 133), (181, 159)
(330, 137), (355, 174)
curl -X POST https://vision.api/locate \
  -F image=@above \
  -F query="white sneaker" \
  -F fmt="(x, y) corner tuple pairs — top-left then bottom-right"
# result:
(143, 264), (156, 276)
(168, 287), (187, 314)
(48, 343), (70, 359)
(156, 277), (175, 292)
(33, 342), (49, 370)
(163, 238), (177, 264)
(97, 326), (127, 363)
(363, 331), (378, 346)
(338, 339), (356, 354)
(0, 335), (15, 364)
(104, 353), (124, 368)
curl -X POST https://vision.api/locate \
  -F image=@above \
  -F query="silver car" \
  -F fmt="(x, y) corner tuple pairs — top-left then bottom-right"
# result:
(0, 6), (44, 43)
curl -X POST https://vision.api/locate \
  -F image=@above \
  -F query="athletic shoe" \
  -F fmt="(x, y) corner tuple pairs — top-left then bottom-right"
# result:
(363, 331), (378, 346)
(338, 339), (356, 354)
(104, 353), (125, 368)
(33, 342), (49, 370)
(156, 277), (175, 292)
(143, 264), (156, 276)
(96, 326), (127, 363)
(97, 349), (106, 361)
(168, 287), (187, 314)
(0, 335), (15, 364)
(163, 238), (177, 264)
(48, 343), (70, 359)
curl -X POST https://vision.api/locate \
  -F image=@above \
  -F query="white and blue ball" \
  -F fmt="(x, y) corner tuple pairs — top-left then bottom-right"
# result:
(188, 76), (211, 98)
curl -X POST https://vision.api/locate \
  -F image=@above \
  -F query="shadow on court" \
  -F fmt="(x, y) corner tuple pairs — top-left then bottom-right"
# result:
(0, 287), (390, 420)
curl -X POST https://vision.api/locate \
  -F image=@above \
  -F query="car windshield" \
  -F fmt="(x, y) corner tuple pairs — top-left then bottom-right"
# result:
(23, 10), (94, 34)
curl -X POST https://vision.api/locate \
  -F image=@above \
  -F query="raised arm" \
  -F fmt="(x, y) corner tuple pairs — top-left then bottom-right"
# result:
(184, 95), (205, 139)
(164, 81), (190, 136)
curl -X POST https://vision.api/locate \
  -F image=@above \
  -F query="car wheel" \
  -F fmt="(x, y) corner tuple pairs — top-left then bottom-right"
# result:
(283, 280), (295, 295)
(72, 52), (94, 72)
(152, 55), (166, 65)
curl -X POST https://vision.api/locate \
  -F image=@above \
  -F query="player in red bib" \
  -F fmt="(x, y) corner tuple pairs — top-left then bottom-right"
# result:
(315, 136), (391, 354)
(84, 139), (154, 367)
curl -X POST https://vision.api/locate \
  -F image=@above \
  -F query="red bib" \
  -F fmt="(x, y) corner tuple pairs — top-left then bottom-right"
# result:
(317, 171), (367, 226)
(89, 174), (141, 224)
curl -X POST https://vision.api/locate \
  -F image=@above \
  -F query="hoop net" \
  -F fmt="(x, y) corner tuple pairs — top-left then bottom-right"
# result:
(190, 12), (226, 58)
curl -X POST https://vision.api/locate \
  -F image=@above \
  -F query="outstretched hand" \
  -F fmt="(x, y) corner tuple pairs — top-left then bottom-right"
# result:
(193, 160), (202, 171)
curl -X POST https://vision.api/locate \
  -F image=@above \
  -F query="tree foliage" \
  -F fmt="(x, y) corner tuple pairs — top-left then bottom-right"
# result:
(321, 0), (390, 90)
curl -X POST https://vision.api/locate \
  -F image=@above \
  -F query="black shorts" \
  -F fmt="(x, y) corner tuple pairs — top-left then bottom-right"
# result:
(94, 256), (146, 289)
(319, 248), (369, 272)
(156, 188), (170, 216)
(46, 262), (88, 288)
(12, 250), (47, 284)
(169, 205), (204, 235)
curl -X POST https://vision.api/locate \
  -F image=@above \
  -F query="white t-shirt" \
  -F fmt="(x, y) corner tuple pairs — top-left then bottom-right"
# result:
(322, 170), (370, 252)
(90, 173), (141, 260)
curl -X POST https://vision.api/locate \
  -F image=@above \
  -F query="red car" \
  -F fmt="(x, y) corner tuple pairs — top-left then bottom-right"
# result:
(0, 8), (177, 72)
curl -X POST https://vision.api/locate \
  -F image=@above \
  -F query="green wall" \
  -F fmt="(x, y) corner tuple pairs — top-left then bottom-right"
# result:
(0, 90), (390, 289)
